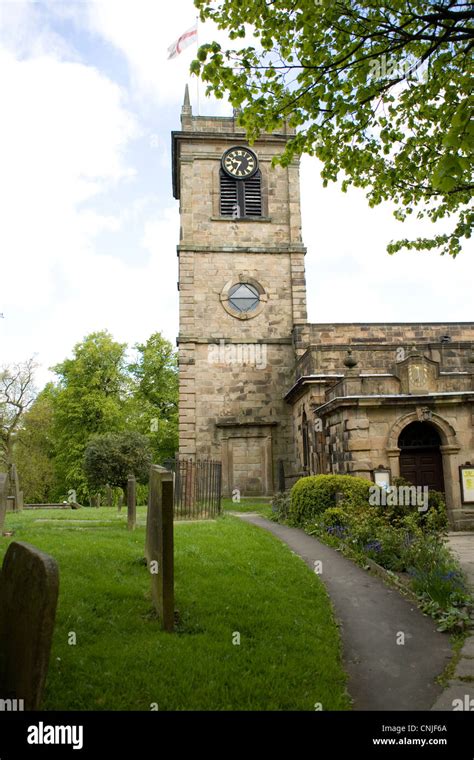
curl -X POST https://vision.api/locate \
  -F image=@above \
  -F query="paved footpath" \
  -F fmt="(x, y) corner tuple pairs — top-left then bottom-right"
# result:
(430, 532), (474, 710)
(446, 532), (474, 591)
(233, 513), (452, 711)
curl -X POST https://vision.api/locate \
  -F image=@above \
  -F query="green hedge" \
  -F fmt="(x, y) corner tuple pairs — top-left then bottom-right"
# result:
(289, 474), (373, 524)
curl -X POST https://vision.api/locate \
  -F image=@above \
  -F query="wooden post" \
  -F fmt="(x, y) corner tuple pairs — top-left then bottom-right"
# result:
(146, 465), (174, 631)
(127, 474), (136, 531)
(0, 474), (7, 535)
(10, 465), (20, 512)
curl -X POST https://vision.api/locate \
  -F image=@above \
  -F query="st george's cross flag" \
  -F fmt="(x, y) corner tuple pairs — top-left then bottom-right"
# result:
(167, 23), (198, 59)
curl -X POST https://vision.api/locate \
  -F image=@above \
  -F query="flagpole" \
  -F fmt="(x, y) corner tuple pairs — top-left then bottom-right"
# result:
(195, 15), (200, 115)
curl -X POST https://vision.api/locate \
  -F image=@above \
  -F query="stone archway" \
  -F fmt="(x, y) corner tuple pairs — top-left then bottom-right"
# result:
(387, 411), (457, 450)
(386, 411), (460, 527)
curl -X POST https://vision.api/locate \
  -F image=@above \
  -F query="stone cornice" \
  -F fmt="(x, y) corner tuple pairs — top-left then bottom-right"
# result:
(177, 244), (307, 254)
(284, 374), (344, 403)
(177, 337), (293, 345)
(315, 392), (474, 415)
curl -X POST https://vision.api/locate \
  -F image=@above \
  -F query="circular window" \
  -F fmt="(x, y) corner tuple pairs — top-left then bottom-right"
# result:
(228, 283), (260, 313)
(220, 277), (267, 320)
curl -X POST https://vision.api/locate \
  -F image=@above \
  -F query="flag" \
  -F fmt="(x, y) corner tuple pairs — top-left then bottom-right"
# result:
(167, 23), (198, 60)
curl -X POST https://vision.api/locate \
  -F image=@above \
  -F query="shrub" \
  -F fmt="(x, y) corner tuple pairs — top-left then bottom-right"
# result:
(346, 509), (385, 550)
(423, 489), (448, 531)
(404, 533), (468, 607)
(289, 474), (373, 525)
(369, 525), (406, 571)
(321, 507), (350, 528)
(320, 507), (352, 539)
(270, 491), (291, 522)
(387, 477), (448, 531)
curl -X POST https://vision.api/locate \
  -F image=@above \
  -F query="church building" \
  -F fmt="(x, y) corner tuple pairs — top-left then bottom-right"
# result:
(172, 89), (474, 530)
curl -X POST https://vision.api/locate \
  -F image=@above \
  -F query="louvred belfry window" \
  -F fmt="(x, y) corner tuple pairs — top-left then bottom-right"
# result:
(220, 169), (262, 218)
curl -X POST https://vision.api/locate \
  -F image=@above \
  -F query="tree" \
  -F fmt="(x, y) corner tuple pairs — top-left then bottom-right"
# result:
(15, 384), (58, 503)
(0, 358), (37, 473)
(127, 333), (178, 462)
(51, 331), (129, 500)
(83, 432), (152, 495)
(192, 0), (473, 256)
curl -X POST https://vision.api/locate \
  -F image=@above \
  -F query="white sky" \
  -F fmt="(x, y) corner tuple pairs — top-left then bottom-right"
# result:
(0, 0), (471, 390)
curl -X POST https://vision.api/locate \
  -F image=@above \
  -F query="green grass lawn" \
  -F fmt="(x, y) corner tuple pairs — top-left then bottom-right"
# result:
(221, 496), (273, 517)
(0, 507), (350, 711)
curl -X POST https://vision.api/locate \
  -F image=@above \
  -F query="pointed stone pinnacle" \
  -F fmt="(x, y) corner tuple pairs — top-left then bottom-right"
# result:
(182, 84), (191, 112)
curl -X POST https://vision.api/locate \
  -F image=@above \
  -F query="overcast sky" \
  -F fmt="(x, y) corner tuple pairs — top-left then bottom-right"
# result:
(0, 0), (471, 389)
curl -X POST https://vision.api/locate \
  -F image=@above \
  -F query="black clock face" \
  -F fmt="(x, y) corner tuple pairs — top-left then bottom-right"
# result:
(222, 147), (258, 179)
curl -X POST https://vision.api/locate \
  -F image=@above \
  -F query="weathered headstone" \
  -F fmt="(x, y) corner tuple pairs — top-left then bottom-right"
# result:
(117, 491), (123, 512)
(146, 465), (174, 631)
(0, 474), (7, 535)
(0, 541), (59, 710)
(106, 484), (113, 507)
(127, 474), (136, 531)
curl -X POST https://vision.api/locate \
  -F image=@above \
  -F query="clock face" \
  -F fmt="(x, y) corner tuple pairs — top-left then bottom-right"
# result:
(222, 147), (258, 179)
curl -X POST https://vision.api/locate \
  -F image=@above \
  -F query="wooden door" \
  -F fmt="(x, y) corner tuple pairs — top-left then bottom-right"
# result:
(399, 447), (444, 492)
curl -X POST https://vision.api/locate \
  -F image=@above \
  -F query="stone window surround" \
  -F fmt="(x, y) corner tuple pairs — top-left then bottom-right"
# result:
(212, 161), (269, 219)
(218, 422), (275, 497)
(220, 275), (267, 320)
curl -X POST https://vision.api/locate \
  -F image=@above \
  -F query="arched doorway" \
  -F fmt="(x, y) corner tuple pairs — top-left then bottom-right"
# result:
(398, 421), (445, 492)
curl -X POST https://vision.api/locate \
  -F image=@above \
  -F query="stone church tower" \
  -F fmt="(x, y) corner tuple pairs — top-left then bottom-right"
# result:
(172, 88), (306, 496)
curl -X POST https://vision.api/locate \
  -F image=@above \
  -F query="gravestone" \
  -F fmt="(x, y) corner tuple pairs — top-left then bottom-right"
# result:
(0, 474), (7, 534)
(106, 484), (113, 507)
(0, 541), (59, 710)
(117, 492), (123, 512)
(146, 465), (174, 631)
(127, 474), (136, 531)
